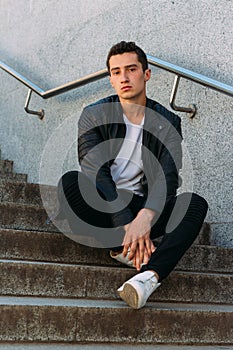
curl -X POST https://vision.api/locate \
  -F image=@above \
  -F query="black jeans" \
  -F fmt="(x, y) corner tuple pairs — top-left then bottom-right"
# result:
(57, 171), (208, 282)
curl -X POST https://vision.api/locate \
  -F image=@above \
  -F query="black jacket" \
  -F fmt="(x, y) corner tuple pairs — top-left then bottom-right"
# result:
(78, 95), (183, 225)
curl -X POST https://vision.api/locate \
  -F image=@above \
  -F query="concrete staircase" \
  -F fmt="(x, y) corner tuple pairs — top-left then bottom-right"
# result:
(0, 154), (233, 349)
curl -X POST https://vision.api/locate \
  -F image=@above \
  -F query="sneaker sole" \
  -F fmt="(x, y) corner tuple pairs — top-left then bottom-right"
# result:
(110, 251), (135, 268)
(118, 283), (140, 309)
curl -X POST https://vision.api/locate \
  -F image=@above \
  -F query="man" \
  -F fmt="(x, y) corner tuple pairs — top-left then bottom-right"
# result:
(57, 41), (208, 309)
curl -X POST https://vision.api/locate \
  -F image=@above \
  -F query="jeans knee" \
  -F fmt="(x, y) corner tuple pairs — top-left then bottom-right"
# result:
(191, 193), (208, 212)
(177, 192), (208, 221)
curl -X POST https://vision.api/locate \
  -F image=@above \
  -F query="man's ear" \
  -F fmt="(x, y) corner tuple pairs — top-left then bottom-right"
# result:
(144, 69), (151, 82)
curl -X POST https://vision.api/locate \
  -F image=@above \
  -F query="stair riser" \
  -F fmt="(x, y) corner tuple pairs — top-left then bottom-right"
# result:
(0, 345), (232, 350)
(1, 346), (233, 350)
(0, 160), (13, 173)
(0, 262), (232, 304)
(0, 182), (211, 245)
(0, 173), (27, 182)
(0, 182), (56, 206)
(0, 204), (57, 232)
(0, 230), (232, 273)
(0, 204), (211, 247)
(0, 183), (42, 206)
(0, 305), (232, 344)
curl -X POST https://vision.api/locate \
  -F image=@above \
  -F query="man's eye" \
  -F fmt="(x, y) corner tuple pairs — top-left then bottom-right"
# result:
(112, 71), (119, 75)
(129, 68), (136, 72)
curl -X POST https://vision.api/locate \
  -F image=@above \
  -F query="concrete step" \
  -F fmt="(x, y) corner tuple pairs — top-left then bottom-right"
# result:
(0, 296), (232, 345)
(0, 202), (57, 232)
(0, 159), (13, 173)
(0, 345), (233, 350)
(0, 154), (27, 182)
(0, 164), (232, 347)
(0, 200), (211, 246)
(0, 229), (232, 273)
(0, 259), (232, 304)
(0, 178), (211, 244)
(0, 172), (28, 182)
(0, 181), (55, 206)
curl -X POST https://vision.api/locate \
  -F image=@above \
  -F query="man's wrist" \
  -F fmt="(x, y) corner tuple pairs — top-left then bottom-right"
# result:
(124, 223), (130, 231)
(139, 208), (156, 222)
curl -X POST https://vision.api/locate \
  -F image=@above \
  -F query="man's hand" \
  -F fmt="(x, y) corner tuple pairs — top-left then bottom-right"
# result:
(122, 208), (156, 271)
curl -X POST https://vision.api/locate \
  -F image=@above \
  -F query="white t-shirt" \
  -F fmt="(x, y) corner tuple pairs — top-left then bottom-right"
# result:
(110, 114), (145, 196)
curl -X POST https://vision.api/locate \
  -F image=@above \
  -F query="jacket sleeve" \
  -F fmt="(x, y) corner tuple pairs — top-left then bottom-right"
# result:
(78, 108), (117, 200)
(78, 108), (134, 227)
(144, 115), (183, 215)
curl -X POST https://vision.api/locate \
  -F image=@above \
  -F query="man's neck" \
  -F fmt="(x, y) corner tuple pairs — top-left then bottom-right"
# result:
(120, 97), (146, 125)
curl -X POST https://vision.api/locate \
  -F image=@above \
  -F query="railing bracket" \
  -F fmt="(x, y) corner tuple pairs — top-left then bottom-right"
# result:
(24, 89), (44, 120)
(170, 75), (197, 118)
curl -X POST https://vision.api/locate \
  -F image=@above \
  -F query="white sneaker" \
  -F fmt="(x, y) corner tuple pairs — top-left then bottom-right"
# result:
(110, 249), (135, 268)
(117, 270), (161, 309)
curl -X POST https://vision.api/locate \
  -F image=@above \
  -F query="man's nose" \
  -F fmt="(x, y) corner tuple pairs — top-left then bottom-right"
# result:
(121, 71), (129, 82)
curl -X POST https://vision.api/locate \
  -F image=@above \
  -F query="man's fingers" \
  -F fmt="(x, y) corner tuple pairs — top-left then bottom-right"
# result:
(135, 247), (141, 271)
(122, 243), (130, 257)
(145, 237), (151, 256)
(144, 236), (156, 256)
(138, 238), (145, 266)
(143, 248), (149, 265)
(128, 240), (137, 260)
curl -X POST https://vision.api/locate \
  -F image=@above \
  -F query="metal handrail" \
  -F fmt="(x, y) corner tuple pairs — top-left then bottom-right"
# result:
(0, 61), (108, 99)
(1, 55), (233, 119)
(147, 55), (233, 97)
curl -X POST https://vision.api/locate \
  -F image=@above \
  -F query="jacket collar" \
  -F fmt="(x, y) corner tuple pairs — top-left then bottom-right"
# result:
(106, 95), (166, 133)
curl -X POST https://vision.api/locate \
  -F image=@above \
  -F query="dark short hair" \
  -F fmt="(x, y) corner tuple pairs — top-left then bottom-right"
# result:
(106, 41), (148, 73)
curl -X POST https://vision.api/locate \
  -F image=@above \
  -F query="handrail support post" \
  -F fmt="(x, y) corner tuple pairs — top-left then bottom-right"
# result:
(24, 89), (44, 120)
(170, 75), (197, 118)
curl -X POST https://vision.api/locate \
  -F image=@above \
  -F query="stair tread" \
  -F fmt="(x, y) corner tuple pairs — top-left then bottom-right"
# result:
(0, 159), (13, 172)
(0, 168), (232, 346)
(0, 346), (232, 350)
(0, 257), (232, 304)
(0, 295), (232, 311)
(0, 202), (57, 232)
(0, 181), (55, 205)
(1, 227), (231, 249)
(0, 228), (232, 274)
(0, 173), (28, 182)
(1, 297), (232, 345)
(1, 257), (233, 275)
(0, 201), (46, 208)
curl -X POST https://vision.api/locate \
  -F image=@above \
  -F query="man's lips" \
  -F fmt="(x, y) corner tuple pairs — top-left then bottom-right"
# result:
(121, 86), (132, 91)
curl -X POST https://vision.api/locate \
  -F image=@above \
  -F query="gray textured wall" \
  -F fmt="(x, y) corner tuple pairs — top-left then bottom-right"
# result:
(0, 0), (232, 246)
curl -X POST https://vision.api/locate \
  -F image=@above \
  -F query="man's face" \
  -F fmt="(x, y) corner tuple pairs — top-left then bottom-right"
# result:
(109, 52), (151, 104)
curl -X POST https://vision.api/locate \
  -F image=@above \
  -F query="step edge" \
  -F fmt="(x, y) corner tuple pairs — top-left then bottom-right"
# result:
(0, 295), (233, 311)
(0, 258), (233, 276)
